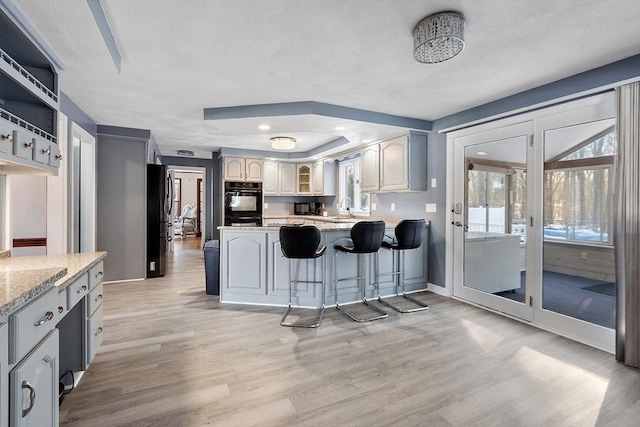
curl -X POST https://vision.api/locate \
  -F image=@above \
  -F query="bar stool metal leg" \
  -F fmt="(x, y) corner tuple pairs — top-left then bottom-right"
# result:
(377, 250), (429, 313)
(280, 258), (326, 328)
(334, 251), (388, 322)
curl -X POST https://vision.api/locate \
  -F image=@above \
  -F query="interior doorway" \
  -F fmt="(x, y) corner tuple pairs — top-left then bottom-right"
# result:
(168, 166), (205, 251)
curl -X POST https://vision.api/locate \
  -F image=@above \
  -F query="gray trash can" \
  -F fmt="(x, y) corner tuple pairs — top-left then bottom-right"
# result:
(203, 240), (219, 295)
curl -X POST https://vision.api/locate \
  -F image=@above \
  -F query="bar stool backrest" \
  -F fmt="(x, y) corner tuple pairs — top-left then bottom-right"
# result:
(350, 221), (386, 253)
(280, 225), (323, 259)
(395, 219), (425, 250)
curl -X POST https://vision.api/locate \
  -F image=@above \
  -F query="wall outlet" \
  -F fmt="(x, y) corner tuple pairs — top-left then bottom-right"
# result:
(426, 203), (437, 213)
(391, 203), (396, 211)
(581, 251), (588, 259)
(371, 202), (377, 211)
(264, 202), (269, 209)
(431, 178), (437, 188)
(150, 261), (156, 271)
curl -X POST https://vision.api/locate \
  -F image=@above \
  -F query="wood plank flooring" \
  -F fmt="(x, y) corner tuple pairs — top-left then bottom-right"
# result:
(60, 239), (640, 426)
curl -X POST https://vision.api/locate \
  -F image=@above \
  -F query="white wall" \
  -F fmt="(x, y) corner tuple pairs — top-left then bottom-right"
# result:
(175, 171), (200, 211)
(9, 175), (47, 256)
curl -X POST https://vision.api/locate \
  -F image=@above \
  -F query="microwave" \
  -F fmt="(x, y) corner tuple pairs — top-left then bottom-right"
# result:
(294, 202), (321, 215)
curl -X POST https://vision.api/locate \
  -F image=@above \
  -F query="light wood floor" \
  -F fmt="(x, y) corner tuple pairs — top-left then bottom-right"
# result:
(60, 242), (640, 427)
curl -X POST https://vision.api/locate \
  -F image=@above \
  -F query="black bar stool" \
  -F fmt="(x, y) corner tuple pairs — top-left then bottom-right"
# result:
(378, 219), (429, 313)
(279, 225), (326, 328)
(334, 221), (388, 322)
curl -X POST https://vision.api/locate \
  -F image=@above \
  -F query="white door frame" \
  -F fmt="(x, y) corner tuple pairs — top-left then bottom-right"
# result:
(446, 92), (616, 353)
(71, 122), (96, 253)
(46, 113), (69, 255)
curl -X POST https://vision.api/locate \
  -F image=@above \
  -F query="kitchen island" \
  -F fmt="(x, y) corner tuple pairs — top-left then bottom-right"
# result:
(219, 219), (430, 307)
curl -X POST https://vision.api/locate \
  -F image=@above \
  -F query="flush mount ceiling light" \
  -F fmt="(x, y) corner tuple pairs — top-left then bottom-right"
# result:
(413, 12), (465, 64)
(176, 149), (194, 156)
(270, 136), (296, 150)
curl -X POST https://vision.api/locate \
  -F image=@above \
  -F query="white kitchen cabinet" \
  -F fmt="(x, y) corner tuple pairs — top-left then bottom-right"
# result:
(278, 163), (296, 195)
(360, 133), (428, 193)
(85, 262), (104, 367)
(297, 164), (312, 194)
(9, 330), (58, 427)
(360, 144), (380, 192)
(312, 160), (336, 195)
(263, 161), (278, 195)
(379, 135), (409, 191)
(1, 321), (7, 427)
(223, 157), (263, 182)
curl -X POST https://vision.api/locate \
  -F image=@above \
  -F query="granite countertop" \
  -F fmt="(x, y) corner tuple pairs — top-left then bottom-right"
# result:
(220, 215), (430, 232)
(0, 252), (107, 316)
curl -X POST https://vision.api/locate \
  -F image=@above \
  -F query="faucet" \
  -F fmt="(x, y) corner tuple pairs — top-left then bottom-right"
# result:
(339, 197), (353, 218)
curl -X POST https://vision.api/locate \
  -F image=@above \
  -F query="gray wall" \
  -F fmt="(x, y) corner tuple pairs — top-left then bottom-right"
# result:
(96, 130), (147, 282)
(161, 154), (219, 241)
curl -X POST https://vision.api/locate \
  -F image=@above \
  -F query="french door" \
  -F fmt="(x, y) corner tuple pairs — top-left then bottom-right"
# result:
(452, 121), (534, 321)
(450, 93), (616, 352)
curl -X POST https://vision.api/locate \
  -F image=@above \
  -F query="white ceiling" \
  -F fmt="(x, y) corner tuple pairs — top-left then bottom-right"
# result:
(11, 0), (640, 159)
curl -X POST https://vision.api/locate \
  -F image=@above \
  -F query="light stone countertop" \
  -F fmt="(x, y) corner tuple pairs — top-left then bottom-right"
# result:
(0, 252), (106, 316)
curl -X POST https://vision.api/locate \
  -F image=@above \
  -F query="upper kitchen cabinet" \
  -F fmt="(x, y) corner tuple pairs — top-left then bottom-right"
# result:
(360, 144), (380, 192)
(296, 163), (311, 195)
(278, 163), (296, 195)
(312, 159), (336, 195)
(362, 133), (427, 193)
(263, 160), (278, 195)
(223, 157), (263, 182)
(0, 9), (59, 175)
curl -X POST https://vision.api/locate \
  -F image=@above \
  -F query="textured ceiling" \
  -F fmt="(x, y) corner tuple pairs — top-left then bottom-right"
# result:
(11, 0), (640, 158)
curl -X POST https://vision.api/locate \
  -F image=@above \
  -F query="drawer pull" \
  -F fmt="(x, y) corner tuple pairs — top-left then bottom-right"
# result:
(24, 141), (34, 149)
(95, 327), (103, 336)
(34, 311), (54, 326)
(95, 294), (103, 302)
(95, 271), (104, 279)
(1, 133), (11, 142)
(77, 284), (88, 293)
(21, 381), (36, 418)
(58, 306), (64, 314)
(55, 154), (63, 160)
(42, 148), (51, 155)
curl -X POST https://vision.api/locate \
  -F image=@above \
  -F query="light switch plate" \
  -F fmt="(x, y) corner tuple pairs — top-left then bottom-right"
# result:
(371, 202), (377, 211)
(426, 203), (437, 213)
(264, 202), (269, 209)
(431, 178), (437, 188)
(391, 203), (396, 211)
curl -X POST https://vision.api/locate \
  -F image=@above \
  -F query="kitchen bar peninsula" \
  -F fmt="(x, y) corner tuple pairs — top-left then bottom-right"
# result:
(219, 220), (430, 307)
(0, 252), (106, 427)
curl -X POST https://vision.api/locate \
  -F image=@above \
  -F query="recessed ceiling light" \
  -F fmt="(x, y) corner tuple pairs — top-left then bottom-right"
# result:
(477, 151), (487, 156)
(362, 139), (372, 143)
(335, 126), (346, 131)
(258, 124), (271, 130)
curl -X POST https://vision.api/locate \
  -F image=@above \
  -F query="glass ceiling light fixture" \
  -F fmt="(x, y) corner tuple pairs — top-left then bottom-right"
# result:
(413, 12), (465, 64)
(270, 136), (296, 150)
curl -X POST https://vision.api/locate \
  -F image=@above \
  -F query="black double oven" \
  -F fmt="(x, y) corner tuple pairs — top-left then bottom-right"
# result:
(224, 181), (263, 226)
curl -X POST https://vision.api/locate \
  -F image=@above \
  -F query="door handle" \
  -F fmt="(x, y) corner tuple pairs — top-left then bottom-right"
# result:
(452, 221), (468, 230)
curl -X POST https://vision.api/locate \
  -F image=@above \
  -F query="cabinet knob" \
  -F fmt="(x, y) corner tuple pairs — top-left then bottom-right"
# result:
(58, 306), (64, 314)
(24, 141), (34, 149)
(77, 284), (88, 293)
(55, 154), (63, 161)
(1, 133), (12, 142)
(42, 148), (51, 155)
(95, 271), (104, 278)
(95, 327), (104, 336)
(95, 294), (103, 302)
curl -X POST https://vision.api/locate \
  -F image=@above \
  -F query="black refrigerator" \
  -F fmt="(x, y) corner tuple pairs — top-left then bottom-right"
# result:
(147, 164), (172, 277)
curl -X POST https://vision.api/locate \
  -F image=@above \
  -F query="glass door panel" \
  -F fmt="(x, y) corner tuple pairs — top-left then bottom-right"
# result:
(542, 119), (616, 328)
(453, 120), (533, 322)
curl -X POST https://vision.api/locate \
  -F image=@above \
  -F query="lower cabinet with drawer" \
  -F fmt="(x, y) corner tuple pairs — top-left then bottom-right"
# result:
(1, 322), (8, 427)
